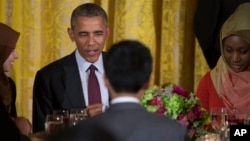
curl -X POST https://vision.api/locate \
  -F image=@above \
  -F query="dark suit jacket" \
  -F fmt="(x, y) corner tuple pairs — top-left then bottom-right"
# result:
(32, 51), (107, 133)
(47, 103), (189, 141)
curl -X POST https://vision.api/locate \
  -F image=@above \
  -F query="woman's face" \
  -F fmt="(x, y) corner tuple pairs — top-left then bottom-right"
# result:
(223, 35), (250, 73)
(3, 49), (18, 72)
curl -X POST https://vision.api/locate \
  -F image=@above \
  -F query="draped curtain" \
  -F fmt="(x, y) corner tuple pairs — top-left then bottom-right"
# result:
(0, 0), (209, 122)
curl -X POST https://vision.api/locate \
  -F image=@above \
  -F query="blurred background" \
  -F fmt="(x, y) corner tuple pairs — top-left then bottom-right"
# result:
(0, 0), (210, 122)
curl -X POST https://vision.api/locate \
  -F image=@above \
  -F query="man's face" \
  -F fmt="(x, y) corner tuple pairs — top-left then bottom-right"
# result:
(68, 16), (109, 63)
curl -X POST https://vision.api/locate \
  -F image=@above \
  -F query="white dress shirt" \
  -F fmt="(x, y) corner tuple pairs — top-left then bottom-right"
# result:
(111, 96), (140, 105)
(75, 50), (109, 109)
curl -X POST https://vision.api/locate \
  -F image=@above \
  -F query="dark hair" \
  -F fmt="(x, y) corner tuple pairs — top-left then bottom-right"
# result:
(104, 40), (152, 93)
(70, 3), (108, 29)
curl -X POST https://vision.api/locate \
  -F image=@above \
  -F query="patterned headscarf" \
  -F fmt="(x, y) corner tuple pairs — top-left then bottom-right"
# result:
(210, 3), (250, 115)
(0, 23), (20, 112)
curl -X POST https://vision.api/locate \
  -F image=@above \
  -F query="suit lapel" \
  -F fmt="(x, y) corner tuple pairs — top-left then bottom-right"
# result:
(62, 52), (86, 108)
(60, 51), (109, 108)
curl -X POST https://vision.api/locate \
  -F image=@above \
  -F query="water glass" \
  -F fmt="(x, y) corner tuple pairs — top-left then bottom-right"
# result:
(44, 114), (63, 135)
(210, 107), (229, 141)
(53, 109), (70, 128)
(228, 109), (249, 125)
(69, 108), (88, 126)
(197, 133), (219, 141)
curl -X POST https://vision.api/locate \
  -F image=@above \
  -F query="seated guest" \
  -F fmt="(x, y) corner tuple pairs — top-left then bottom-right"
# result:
(0, 99), (30, 141)
(0, 22), (32, 138)
(196, 3), (250, 115)
(47, 40), (189, 141)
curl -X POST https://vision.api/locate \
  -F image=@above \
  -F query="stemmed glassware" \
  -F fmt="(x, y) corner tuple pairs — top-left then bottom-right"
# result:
(210, 107), (229, 141)
(69, 108), (88, 126)
(53, 110), (70, 128)
(44, 114), (63, 135)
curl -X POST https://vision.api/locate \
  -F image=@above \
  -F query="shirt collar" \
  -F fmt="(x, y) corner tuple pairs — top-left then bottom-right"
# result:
(111, 96), (140, 105)
(75, 49), (104, 73)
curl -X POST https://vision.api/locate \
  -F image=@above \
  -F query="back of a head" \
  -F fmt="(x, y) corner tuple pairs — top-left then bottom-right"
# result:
(70, 3), (108, 29)
(104, 40), (152, 93)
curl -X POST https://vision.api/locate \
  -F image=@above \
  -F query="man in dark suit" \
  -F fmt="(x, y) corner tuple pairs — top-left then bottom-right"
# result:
(32, 3), (110, 133)
(47, 40), (189, 141)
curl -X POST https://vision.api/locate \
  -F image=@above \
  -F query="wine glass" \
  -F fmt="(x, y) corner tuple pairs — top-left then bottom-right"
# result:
(44, 114), (63, 135)
(227, 108), (247, 126)
(53, 110), (70, 128)
(210, 107), (229, 141)
(69, 108), (88, 126)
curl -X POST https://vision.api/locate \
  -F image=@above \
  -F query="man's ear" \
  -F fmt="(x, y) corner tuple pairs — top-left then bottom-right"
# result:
(105, 27), (110, 39)
(143, 78), (151, 90)
(67, 28), (74, 42)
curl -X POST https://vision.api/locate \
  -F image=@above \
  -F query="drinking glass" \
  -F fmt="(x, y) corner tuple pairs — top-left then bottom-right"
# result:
(227, 109), (248, 125)
(44, 114), (63, 135)
(69, 108), (88, 126)
(53, 110), (70, 128)
(210, 107), (229, 141)
(244, 116), (250, 125)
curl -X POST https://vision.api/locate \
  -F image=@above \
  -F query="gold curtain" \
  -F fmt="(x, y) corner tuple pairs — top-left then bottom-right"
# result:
(0, 0), (209, 122)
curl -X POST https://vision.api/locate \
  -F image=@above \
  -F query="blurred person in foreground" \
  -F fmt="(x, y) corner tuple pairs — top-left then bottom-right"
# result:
(196, 3), (250, 116)
(32, 3), (110, 133)
(46, 40), (189, 141)
(0, 22), (31, 140)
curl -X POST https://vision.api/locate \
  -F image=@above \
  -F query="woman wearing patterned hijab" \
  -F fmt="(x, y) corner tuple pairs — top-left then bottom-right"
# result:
(196, 3), (250, 115)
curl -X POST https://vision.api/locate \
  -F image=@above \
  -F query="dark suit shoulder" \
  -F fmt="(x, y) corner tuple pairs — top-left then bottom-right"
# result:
(37, 52), (77, 73)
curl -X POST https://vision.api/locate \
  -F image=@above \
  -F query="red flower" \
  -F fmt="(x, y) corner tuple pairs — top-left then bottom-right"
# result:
(149, 97), (163, 106)
(192, 105), (203, 119)
(156, 106), (166, 114)
(172, 86), (189, 98)
(187, 111), (196, 122)
(141, 84), (213, 141)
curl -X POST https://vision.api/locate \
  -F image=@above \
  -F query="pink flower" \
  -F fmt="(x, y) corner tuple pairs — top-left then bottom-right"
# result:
(178, 119), (189, 127)
(172, 86), (189, 98)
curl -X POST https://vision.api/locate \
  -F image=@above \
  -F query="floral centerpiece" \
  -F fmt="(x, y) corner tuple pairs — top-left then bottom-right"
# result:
(140, 84), (213, 141)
